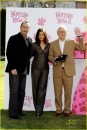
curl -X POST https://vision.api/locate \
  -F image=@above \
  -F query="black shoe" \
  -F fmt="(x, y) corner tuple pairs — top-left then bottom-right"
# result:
(9, 116), (21, 120)
(36, 109), (42, 117)
(19, 113), (27, 116)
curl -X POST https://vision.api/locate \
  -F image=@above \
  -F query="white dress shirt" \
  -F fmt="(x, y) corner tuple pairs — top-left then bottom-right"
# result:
(59, 39), (65, 67)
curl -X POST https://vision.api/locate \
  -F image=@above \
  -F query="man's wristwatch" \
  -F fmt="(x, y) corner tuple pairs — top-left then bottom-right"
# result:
(78, 35), (82, 38)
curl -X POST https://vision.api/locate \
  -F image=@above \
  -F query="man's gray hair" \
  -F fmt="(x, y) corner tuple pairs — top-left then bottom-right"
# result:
(57, 25), (67, 33)
(20, 21), (30, 27)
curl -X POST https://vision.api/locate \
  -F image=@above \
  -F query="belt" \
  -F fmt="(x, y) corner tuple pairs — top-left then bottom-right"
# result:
(62, 67), (64, 69)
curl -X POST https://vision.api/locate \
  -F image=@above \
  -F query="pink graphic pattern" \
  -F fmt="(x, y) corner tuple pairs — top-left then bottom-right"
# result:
(45, 99), (52, 108)
(38, 17), (46, 26)
(74, 51), (85, 59)
(23, 96), (33, 107)
(72, 67), (87, 115)
(82, 16), (87, 24)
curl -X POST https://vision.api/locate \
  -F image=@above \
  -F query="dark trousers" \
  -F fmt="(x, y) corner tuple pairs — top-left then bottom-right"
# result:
(31, 69), (49, 114)
(9, 73), (26, 117)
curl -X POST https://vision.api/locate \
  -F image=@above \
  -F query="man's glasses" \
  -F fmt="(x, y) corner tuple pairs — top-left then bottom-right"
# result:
(59, 31), (66, 34)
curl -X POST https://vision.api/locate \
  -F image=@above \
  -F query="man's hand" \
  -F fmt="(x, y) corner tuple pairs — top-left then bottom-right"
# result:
(11, 69), (17, 75)
(54, 62), (57, 65)
(53, 61), (60, 65)
(74, 27), (81, 36)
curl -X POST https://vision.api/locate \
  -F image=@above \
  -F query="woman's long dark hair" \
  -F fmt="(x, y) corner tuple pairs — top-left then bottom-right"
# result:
(35, 28), (49, 45)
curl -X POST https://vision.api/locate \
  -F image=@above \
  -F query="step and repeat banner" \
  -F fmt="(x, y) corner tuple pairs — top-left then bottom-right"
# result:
(4, 8), (87, 115)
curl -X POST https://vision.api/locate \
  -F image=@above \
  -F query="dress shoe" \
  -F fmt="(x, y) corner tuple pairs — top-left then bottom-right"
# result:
(64, 113), (71, 117)
(19, 113), (27, 116)
(9, 115), (21, 120)
(70, 111), (72, 114)
(56, 112), (62, 116)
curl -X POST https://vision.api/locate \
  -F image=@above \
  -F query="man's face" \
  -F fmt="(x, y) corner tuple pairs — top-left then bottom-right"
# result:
(20, 23), (30, 37)
(57, 27), (67, 41)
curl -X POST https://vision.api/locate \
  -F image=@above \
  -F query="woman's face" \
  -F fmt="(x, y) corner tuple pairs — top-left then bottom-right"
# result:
(38, 31), (45, 42)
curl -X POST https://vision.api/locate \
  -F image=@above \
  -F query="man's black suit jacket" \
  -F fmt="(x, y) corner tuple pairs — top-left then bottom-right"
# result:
(5, 32), (32, 74)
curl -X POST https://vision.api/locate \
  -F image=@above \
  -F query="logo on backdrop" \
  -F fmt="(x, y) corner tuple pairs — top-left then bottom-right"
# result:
(11, 11), (29, 23)
(38, 17), (46, 26)
(56, 11), (73, 24)
(23, 96), (33, 107)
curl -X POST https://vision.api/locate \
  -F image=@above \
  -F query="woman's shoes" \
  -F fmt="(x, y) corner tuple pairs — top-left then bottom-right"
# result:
(36, 109), (43, 117)
(36, 113), (41, 117)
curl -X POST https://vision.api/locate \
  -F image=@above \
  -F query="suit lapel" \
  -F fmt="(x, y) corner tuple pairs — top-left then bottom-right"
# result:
(19, 32), (29, 49)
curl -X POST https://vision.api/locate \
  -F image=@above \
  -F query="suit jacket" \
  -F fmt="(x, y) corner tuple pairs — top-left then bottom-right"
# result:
(5, 32), (32, 74)
(48, 38), (85, 77)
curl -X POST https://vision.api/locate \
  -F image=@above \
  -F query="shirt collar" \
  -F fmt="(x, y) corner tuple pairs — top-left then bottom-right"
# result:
(59, 39), (65, 43)
(20, 32), (29, 40)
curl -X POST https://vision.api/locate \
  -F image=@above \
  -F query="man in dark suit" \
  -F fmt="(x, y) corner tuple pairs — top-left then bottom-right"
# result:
(5, 21), (32, 119)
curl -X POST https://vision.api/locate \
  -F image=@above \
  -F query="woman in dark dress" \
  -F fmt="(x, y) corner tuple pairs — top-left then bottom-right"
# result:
(31, 28), (50, 117)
